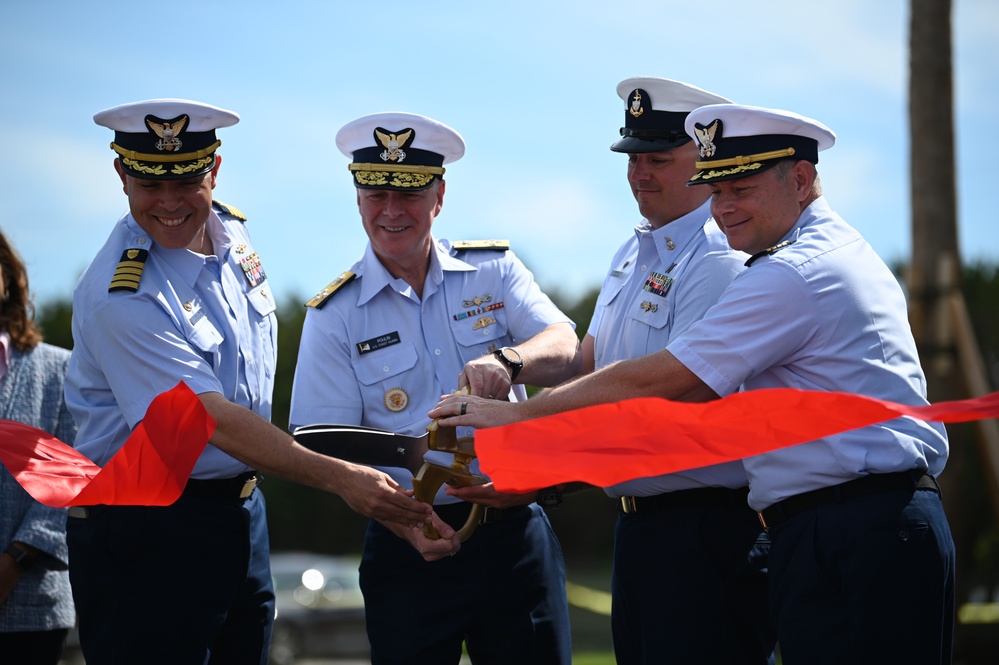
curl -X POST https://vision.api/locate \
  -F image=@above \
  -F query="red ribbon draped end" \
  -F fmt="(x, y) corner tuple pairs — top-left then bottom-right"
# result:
(475, 388), (999, 493)
(0, 382), (216, 507)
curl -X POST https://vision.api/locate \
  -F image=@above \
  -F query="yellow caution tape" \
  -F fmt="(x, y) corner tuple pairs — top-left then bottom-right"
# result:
(958, 603), (999, 624)
(565, 580), (612, 616)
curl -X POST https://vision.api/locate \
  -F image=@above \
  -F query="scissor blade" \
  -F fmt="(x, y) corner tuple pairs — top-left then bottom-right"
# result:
(293, 424), (428, 476)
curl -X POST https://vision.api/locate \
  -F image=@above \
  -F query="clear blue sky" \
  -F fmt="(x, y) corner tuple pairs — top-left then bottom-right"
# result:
(1, 0), (995, 308)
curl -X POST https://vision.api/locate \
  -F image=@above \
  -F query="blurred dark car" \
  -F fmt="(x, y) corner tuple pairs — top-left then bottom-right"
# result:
(269, 551), (370, 664)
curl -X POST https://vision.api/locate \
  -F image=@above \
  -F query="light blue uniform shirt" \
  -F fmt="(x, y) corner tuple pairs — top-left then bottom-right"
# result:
(66, 208), (278, 479)
(588, 201), (748, 496)
(669, 197), (948, 511)
(290, 237), (572, 503)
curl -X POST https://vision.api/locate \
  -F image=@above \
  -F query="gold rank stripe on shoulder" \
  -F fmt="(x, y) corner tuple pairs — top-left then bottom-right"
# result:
(745, 239), (796, 267)
(305, 271), (357, 309)
(452, 239), (511, 251)
(108, 248), (149, 293)
(213, 200), (247, 221)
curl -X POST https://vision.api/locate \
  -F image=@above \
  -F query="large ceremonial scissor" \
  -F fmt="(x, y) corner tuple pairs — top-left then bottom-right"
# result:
(292, 392), (488, 542)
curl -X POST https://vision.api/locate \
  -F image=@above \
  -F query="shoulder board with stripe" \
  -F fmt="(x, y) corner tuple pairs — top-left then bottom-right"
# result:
(452, 239), (510, 252)
(108, 248), (149, 293)
(305, 271), (357, 309)
(745, 239), (796, 267)
(213, 200), (247, 221)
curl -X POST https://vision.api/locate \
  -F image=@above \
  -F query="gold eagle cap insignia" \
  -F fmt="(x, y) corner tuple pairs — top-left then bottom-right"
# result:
(375, 128), (414, 163)
(146, 115), (189, 152)
(694, 119), (722, 158)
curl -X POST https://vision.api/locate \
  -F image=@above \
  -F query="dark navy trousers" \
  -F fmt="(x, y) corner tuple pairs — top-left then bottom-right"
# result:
(768, 487), (955, 664)
(611, 502), (776, 664)
(67, 489), (274, 664)
(359, 502), (571, 665)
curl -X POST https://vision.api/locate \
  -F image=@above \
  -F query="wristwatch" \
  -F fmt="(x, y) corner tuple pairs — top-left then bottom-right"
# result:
(537, 485), (563, 509)
(492, 347), (523, 382)
(4, 543), (35, 571)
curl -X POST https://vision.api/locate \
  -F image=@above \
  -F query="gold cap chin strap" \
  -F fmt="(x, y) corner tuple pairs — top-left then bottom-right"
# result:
(695, 146), (796, 169)
(110, 140), (222, 163)
(349, 162), (445, 176)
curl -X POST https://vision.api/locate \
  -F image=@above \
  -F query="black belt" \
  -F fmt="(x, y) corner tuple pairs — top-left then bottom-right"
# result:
(620, 486), (750, 514)
(757, 470), (939, 532)
(67, 472), (261, 520)
(184, 471), (261, 500)
(433, 501), (528, 529)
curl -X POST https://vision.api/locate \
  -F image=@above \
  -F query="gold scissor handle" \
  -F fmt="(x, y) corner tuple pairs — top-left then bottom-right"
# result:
(412, 460), (486, 541)
(412, 387), (487, 541)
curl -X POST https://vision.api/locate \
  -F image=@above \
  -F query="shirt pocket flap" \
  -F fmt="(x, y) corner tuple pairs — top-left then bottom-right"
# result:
(595, 274), (627, 307)
(451, 311), (509, 348)
(188, 314), (224, 353)
(247, 284), (277, 317)
(354, 343), (419, 386)
(625, 293), (672, 330)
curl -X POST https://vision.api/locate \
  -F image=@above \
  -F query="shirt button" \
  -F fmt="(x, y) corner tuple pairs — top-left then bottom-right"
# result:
(435, 349), (442, 356)
(641, 264), (647, 272)
(383, 365), (390, 372)
(138, 237), (147, 245)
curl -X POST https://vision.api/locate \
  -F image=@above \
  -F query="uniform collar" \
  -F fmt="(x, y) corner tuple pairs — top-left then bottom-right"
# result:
(637, 199), (713, 260)
(743, 196), (830, 267)
(124, 211), (230, 287)
(356, 236), (474, 306)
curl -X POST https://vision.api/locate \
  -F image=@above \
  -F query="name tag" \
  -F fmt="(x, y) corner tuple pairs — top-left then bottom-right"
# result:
(357, 331), (401, 355)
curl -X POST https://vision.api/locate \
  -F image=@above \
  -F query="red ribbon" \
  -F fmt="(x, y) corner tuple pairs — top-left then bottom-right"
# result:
(475, 388), (999, 493)
(0, 382), (216, 507)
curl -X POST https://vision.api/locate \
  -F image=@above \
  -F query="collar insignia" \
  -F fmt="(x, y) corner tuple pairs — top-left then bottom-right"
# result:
(694, 119), (722, 158)
(665, 236), (676, 251)
(628, 90), (645, 118)
(145, 114), (189, 152)
(375, 127), (415, 163)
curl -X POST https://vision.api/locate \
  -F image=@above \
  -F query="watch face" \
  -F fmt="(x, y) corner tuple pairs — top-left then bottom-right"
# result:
(501, 347), (522, 365)
(494, 347), (523, 381)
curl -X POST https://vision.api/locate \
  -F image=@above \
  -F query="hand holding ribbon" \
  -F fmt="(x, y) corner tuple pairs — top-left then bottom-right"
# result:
(0, 382), (216, 507)
(473, 388), (999, 492)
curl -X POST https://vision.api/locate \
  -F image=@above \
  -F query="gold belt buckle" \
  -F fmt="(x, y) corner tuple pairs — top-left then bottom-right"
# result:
(620, 496), (637, 514)
(239, 475), (258, 499)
